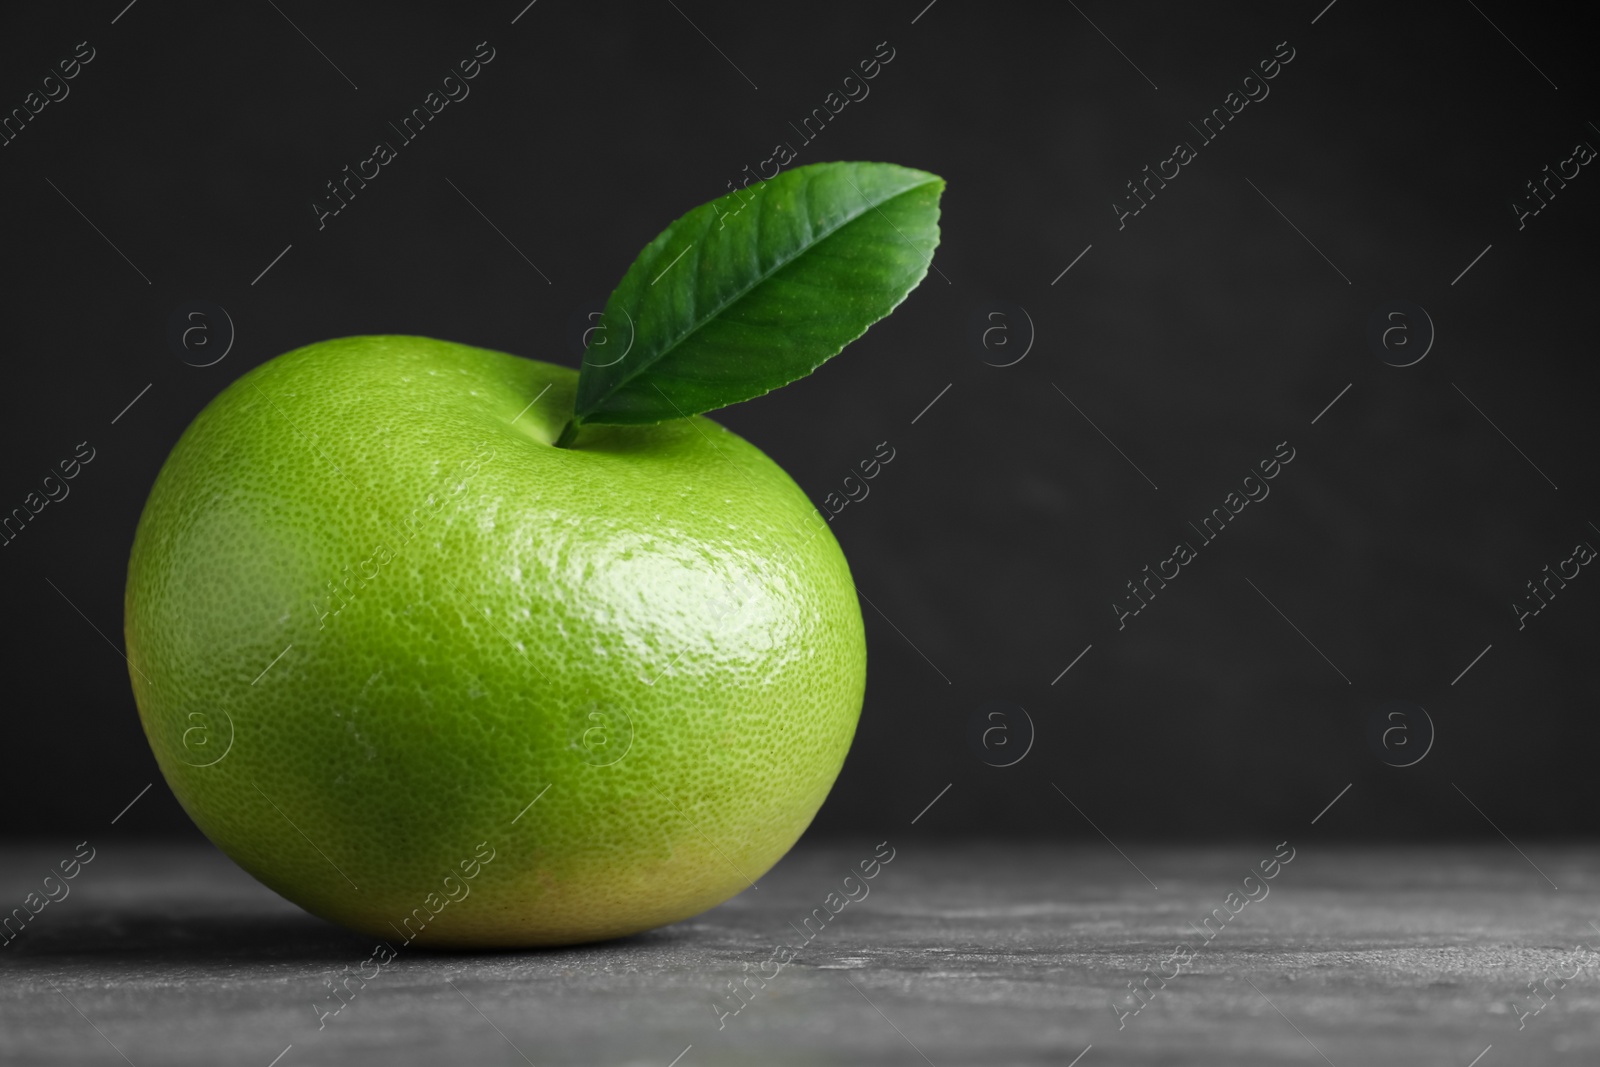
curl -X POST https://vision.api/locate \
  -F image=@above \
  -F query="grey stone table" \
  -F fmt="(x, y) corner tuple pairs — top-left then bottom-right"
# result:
(3, 841), (1598, 1066)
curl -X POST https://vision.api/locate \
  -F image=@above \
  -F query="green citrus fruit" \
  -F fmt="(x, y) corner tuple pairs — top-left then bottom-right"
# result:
(125, 335), (866, 947)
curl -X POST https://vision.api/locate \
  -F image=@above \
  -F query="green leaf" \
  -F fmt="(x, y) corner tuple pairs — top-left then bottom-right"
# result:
(571, 161), (944, 426)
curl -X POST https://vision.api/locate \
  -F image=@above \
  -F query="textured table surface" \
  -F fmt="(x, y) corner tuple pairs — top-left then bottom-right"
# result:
(3, 841), (1598, 1066)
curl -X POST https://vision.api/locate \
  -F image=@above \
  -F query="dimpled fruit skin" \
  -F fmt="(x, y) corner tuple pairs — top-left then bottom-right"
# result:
(124, 335), (865, 948)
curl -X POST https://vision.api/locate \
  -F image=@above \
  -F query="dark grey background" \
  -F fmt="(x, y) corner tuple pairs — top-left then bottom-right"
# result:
(2, 0), (1594, 844)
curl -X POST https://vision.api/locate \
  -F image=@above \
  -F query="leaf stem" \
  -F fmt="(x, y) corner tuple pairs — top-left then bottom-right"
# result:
(553, 420), (580, 449)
